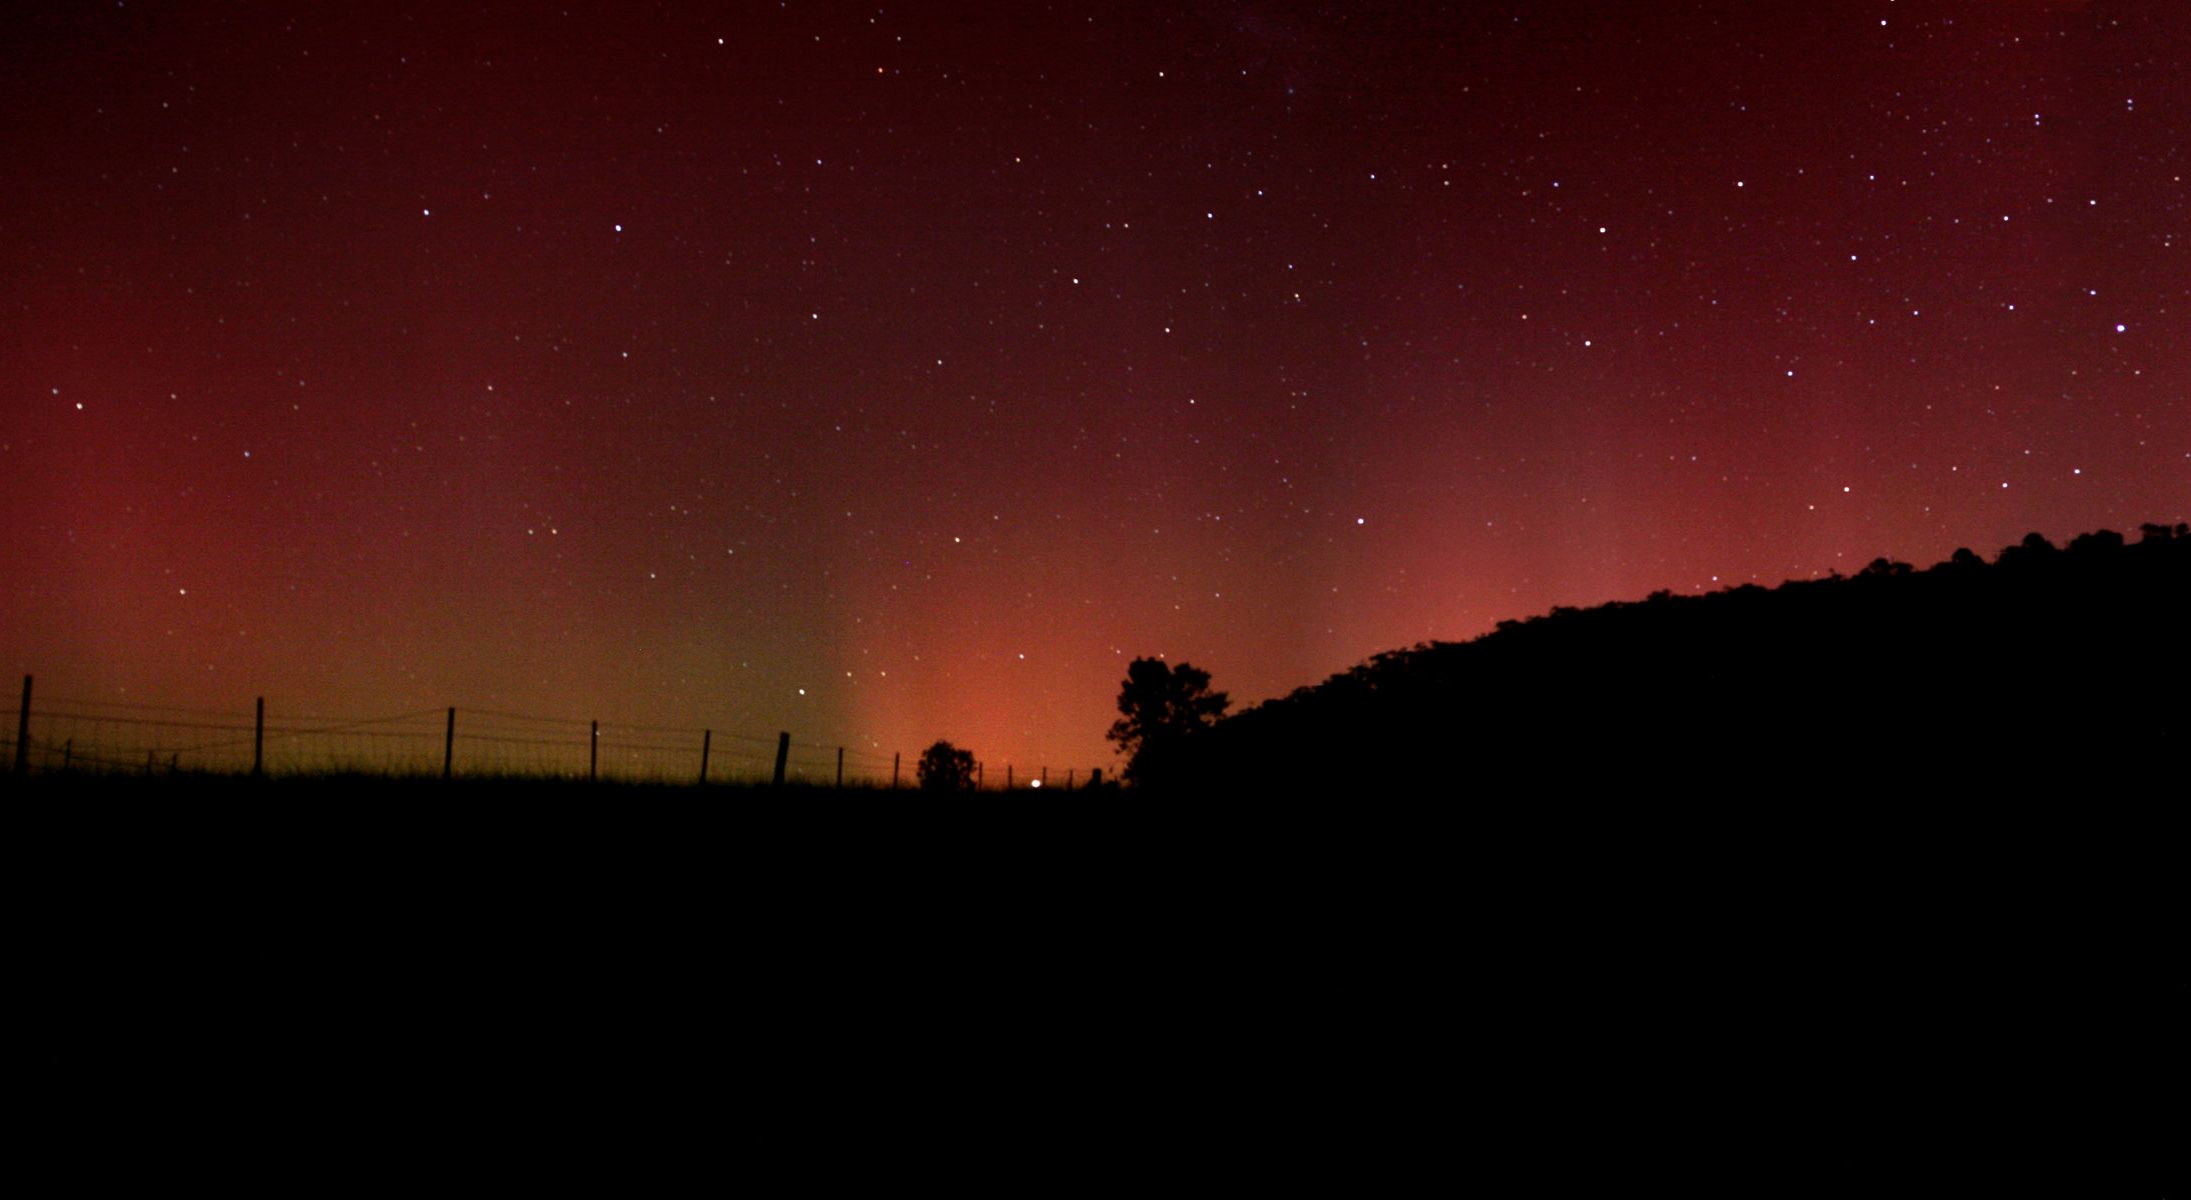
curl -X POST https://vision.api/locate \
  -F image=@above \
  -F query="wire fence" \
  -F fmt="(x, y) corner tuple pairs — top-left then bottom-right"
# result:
(4, 677), (1112, 791)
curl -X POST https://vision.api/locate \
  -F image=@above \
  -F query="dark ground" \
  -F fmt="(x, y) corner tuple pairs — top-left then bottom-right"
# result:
(11, 771), (2181, 1194)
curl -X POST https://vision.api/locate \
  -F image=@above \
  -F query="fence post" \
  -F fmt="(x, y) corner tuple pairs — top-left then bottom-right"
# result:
(589, 720), (599, 783)
(976, 761), (983, 790)
(253, 697), (265, 779)
(892, 751), (900, 789)
(14, 674), (29, 776)
(836, 746), (844, 788)
(444, 707), (455, 779)
(1067, 768), (1074, 792)
(1006, 764), (1013, 790)
(773, 732), (790, 786)
(699, 729), (711, 785)
(1041, 766), (1048, 789)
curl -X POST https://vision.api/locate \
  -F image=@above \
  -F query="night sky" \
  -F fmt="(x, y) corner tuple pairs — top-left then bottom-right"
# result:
(6, 1), (2187, 774)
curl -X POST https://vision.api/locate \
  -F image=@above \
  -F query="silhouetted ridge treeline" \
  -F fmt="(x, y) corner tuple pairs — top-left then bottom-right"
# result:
(1173, 523), (2191, 793)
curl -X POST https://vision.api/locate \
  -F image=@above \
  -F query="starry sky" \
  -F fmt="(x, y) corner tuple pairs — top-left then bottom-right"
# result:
(6, 1), (2187, 776)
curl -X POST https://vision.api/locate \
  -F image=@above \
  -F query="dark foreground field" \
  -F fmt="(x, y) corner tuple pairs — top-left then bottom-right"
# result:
(13, 771), (2179, 1194)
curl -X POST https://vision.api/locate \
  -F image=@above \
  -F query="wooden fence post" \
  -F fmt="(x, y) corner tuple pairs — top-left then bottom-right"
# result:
(14, 675), (29, 776)
(1067, 768), (1075, 792)
(1006, 764), (1013, 790)
(589, 720), (599, 782)
(444, 707), (455, 779)
(773, 732), (790, 786)
(836, 746), (844, 788)
(892, 751), (900, 789)
(699, 729), (711, 785)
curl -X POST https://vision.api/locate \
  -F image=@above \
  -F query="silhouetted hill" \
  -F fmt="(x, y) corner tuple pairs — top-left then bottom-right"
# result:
(1174, 522), (2191, 795)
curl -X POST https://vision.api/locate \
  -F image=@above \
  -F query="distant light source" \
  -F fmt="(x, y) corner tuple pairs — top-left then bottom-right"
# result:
(1030, 780), (1042, 788)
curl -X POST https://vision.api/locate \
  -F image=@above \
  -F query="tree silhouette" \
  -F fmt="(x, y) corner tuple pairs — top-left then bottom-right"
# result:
(1107, 658), (1228, 787)
(916, 740), (976, 792)
(2068, 529), (2126, 557)
(1996, 531), (2058, 569)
